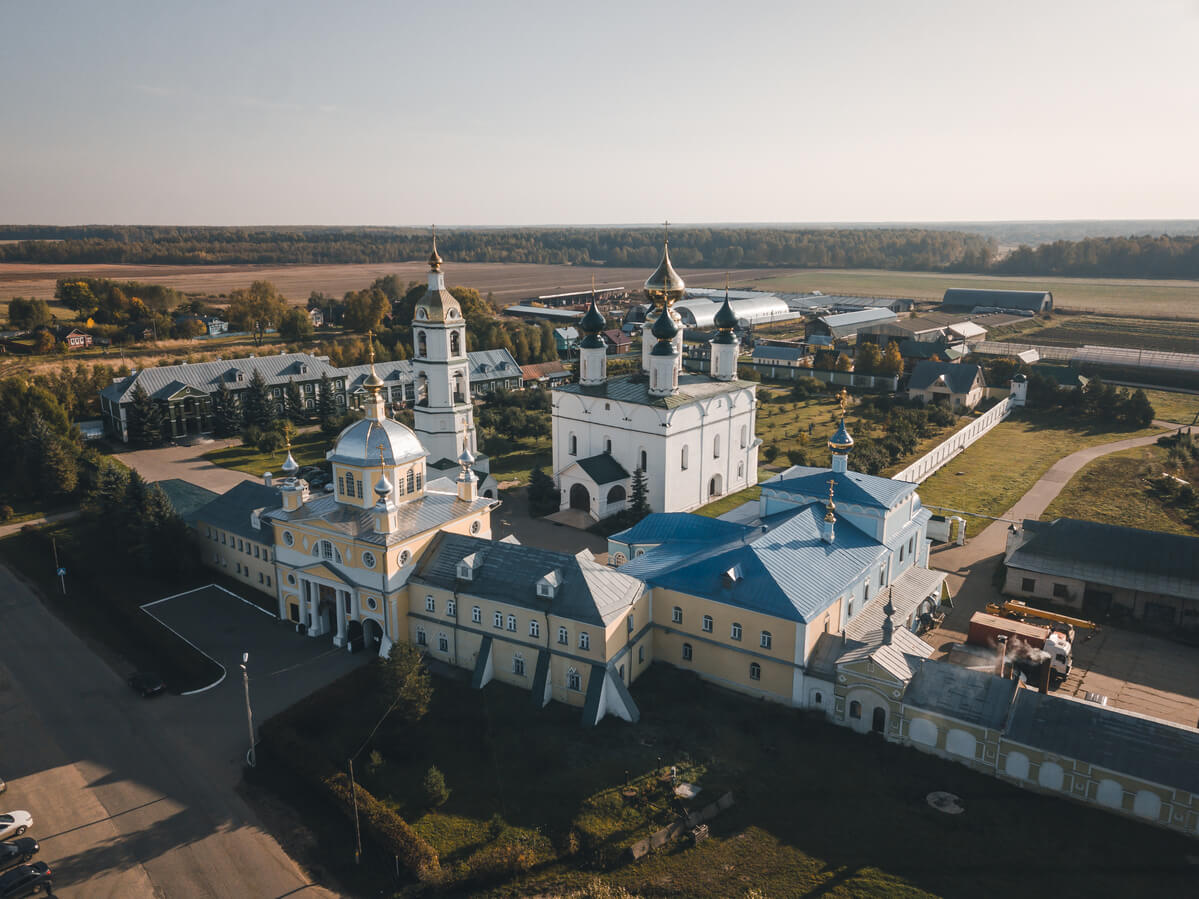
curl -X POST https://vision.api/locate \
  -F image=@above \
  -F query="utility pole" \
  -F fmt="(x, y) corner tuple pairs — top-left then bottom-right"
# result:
(348, 758), (362, 864)
(240, 652), (256, 767)
(51, 537), (66, 595)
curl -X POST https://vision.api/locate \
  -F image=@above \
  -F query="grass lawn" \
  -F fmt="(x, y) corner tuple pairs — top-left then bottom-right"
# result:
(1140, 388), (1199, 426)
(1001, 314), (1199, 355)
(915, 410), (1163, 535)
(264, 664), (1197, 899)
(1041, 444), (1199, 537)
(488, 436), (552, 486)
(743, 268), (1199, 318)
(203, 428), (331, 475)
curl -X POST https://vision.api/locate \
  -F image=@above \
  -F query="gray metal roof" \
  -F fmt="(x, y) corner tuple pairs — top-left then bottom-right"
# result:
(907, 360), (984, 395)
(836, 626), (933, 682)
(844, 566), (946, 640)
(1007, 518), (1199, 601)
(942, 288), (1051, 312)
(155, 479), (220, 520)
(191, 481), (281, 542)
(1006, 690), (1199, 794)
(673, 296), (792, 328)
(340, 349), (520, 393)
(816, 308), (898, 338)
(904, 659), (1018, 729)
(267, 485), (494, 547)
(752, 345), (807, 363)
(554, 372), (753, 410)
(763, 465), (917, 511)
(619, 503), (890, 624)
(412, 533), (643, 627)
(101, 353), (341, 404)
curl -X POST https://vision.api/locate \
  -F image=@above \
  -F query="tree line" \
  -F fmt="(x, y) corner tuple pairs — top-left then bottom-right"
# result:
(0, 225), (994, 271)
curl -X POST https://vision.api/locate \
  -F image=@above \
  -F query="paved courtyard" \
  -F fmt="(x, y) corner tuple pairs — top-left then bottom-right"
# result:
(117, 437), (253, 494)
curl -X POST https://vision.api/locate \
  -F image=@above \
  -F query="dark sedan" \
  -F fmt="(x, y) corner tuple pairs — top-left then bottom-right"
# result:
(0, 861), (52, 898)
(0, 840), (38, 874)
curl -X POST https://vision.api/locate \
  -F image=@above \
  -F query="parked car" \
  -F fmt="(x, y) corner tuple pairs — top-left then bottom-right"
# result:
(0, 862), (52, 897)
(127, 672), (166, 698)
(0, 839), (39, 873)
(0, 815), (30, 841)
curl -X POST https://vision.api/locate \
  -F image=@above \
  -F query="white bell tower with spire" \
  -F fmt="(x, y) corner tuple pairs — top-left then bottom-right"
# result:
(412, 227), (484, 470)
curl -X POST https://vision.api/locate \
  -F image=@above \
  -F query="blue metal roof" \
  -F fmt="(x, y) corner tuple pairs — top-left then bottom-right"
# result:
(611, 512), (756, 546)
(764, 466), (917, 510)
(620, 504), (888, 623)
(752, 345), (807, 363)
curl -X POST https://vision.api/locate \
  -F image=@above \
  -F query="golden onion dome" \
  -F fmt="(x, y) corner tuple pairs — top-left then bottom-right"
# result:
(645, 241), (685, 295)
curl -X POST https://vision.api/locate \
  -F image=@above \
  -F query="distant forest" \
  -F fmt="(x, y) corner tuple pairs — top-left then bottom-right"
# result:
(2, 225), (1198, 279)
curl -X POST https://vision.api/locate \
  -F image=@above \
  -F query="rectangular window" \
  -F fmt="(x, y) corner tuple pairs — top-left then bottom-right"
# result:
(494, 611), (503, 628)
(1052, 583), (1069, 599)
(416, 629), (427, 646)
(254, 546), (260, 559)
(426, 595), (436, 612)
(472, 606), (482, 623)
(438, 634), (449, 652)
(682, 643), (693, 661)
(899, 545), (905, 562)
(266, 576), (271, 587)
(908, 536), (914, 554)
(638, 645), (645, 663)
(578, 632), (590, 650)
(507, 615), (517, 632)
(338, 474), (345, 495)
(221, 533), (226, 545)
(236, 562), (242, 574)
(258, 573), (264, 584)
(627, 615), (634, 633)
(513, 656), (525, 676)
(529, 620), (540, 638)
(558, 626), (568, 645)
(1022, 578), (1036, 592)
(289, 603), (300, 622)
(879, 569), (884, 586)
(672, 607), (682, 624)
(447, 599), (456, 616)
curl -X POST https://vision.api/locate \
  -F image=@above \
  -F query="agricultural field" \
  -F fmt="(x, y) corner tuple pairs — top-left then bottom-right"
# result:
(1001, 314), (1199, 354)
(1041, 444), (1199, 537)
(915, 410), (1163, 535)
(261, 663), (1197, 899)
(749, 268), (1199, 318)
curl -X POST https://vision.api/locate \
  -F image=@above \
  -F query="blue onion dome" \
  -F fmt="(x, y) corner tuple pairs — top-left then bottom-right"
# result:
(829, 418), (854, 453)
(712, 294), (738, 344)
(645, 242), (685, 295)
(650, 307), (678, 357)
(579, 297), (606, 349)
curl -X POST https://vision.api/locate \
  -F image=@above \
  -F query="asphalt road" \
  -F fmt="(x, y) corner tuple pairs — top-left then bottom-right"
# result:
(0, 566), (361, 898)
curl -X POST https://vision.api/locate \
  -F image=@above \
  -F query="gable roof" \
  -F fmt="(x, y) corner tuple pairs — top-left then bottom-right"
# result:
(190, 480), (280, 541)
(907, 360), (984, 395)
(1007, 517), (1199, 601)
(101, 353), (340, 404)
(573, 453), (630, 486)
(752, 345), (807, 363)
(521, 360), (571, 380)
(603, 328), (632, 345)
(904, 659), (1019, 729)
(941, 288), (1051, 312)
(816, 308), (898, 338)
(763, 465), (917, 511)
(619, 504), (889, 623)
(412, 532), (643, 627)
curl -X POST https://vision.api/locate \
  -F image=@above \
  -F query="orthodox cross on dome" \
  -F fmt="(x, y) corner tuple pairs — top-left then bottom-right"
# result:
(376, 441), (387, 466)
(825, 477), (837, 519)
(429, 224), (442, 271)
(837, 388), (850, 417)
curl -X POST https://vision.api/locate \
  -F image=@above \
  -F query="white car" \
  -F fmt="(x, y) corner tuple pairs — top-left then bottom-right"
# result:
(0, 812), (32, 840)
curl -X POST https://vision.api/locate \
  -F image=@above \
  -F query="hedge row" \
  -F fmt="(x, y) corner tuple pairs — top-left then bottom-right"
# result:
(261, 722), (440, 881)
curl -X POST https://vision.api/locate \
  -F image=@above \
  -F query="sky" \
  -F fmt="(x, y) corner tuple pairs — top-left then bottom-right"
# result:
(2, 0), (1198, 226)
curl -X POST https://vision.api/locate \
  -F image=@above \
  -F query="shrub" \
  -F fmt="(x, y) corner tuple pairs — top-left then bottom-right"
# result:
(256, 429), (285, 454)
(423, 765), (451, 807)
(786, 448), (809, 467)
(762, 445), (779, 463)
(0, 505), (12, 523)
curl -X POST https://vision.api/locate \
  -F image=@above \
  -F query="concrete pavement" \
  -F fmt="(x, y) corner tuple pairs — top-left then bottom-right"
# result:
(0, 509), (81, 540)
(117, 438), (254, 494)
(492, 487), (608, 561)
(0, 564), (351, 898)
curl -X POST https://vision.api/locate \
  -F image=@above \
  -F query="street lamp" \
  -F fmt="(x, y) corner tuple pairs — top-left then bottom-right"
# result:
(241, 651), (256, 768)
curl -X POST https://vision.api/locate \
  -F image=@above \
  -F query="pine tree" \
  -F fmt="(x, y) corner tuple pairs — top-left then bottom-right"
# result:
(127, 383), (164, 447)
(317, 372), (335, 425)
(629, 466), (651, 521)
(284, 378), (306, 424)
(241, 368), (274, 430)
(527, 466), (560, 517)
(212, 380), (241, 438)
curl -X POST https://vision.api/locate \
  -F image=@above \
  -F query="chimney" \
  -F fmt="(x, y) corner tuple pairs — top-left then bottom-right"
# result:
(995, 635), (1007, 676)
(1038, 659), (1051, 694)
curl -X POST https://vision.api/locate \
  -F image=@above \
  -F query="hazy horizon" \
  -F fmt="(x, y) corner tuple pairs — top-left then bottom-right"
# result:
(3, 1), (1197, 226)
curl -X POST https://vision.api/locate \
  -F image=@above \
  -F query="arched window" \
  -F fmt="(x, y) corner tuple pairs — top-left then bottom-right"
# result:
(749, 662), (761, 681)
(740, 425), (747, 448)
(417, 331), (428, 357)
(415, 626), (427, 646)
(681, 446), (689, 470)
(513, 653), (525, 676)
(713, 434), (721, 458)
(569, 433), (578, 456)
(567, 667), (581, 691)
(702, 615), (713, 633)
(730, 622), (742, 641)
(849, 701), (862, 719)
(872, 707), (886, 733)
(760, 630), (772, 649)
(406, 469), (415, 493)
(450, 331), (461, 356)
(312, 540), (341, 563)
(438, 633), (449, 653)
(672, 606), (682, 623)
(453, 372), (467, 404)
(603, 437), (612, 454)
(640, 449), (647, 472)
(682, 642), (693, 661)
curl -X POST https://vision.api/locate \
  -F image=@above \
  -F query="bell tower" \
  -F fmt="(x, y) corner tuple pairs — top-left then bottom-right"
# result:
(412, 228), (483, 469)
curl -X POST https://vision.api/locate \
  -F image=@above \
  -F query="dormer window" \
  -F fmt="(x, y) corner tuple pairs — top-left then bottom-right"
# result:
(458, 563), (473, 581)
(536, 568), (562, 598)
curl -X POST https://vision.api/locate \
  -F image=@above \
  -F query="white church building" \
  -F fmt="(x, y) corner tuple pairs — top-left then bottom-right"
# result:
(551, 243), (760, 520)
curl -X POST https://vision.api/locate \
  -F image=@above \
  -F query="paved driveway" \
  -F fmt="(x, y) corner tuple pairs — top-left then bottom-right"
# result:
(0, 569), (361, 898)
(491, 487), (608, 561)
(117, 438), (254, 494)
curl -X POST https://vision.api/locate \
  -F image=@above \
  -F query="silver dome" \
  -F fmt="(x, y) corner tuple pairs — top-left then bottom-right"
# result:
(328, 417), (427, 466)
